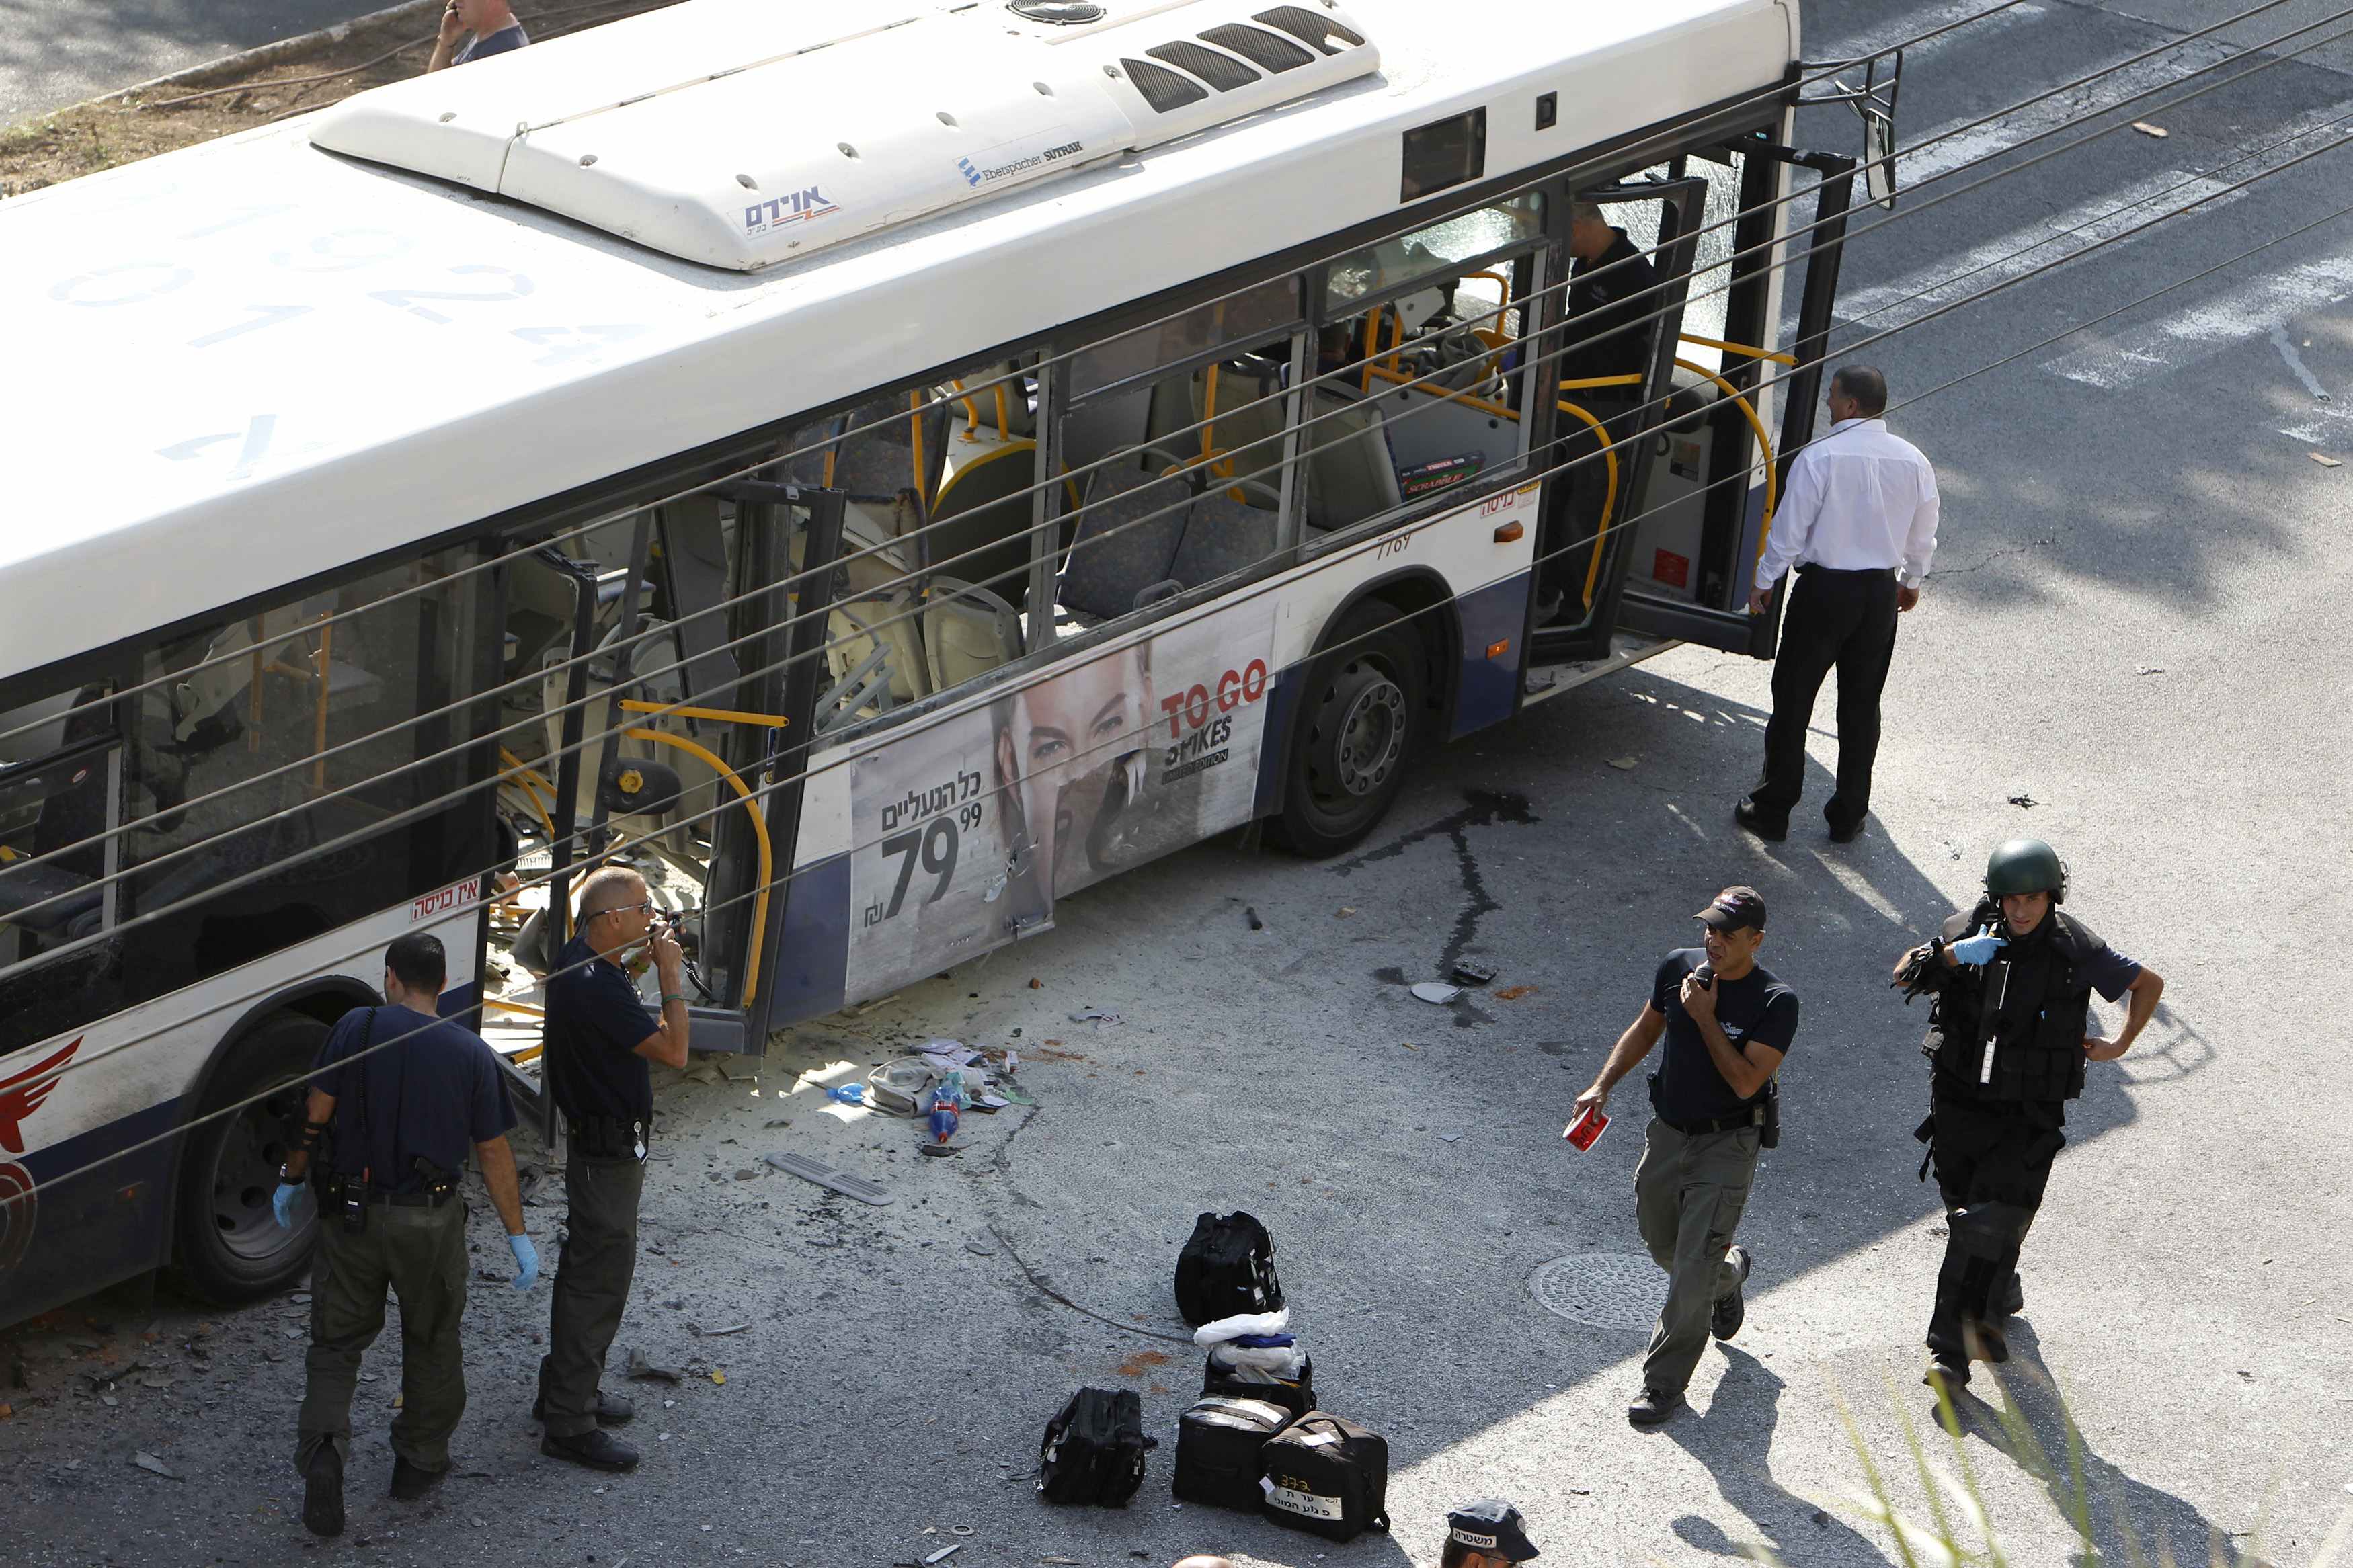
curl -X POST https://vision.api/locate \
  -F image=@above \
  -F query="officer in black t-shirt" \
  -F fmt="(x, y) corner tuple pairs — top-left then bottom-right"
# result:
(276, 932), (530, 1538)
(535, 864), (690, 1472)
(1573, 886), (1798, 1428)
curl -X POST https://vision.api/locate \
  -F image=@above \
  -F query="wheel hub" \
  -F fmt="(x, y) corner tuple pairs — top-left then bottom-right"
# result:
(1333, 674), (1406, 796)
(212, 1087), (301, 1264)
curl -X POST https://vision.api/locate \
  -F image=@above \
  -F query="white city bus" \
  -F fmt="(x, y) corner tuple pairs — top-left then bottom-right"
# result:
(0, 0), (1882, 1323)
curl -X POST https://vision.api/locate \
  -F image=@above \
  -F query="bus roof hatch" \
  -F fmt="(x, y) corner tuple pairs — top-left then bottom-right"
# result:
(307, 0), (1380, 272)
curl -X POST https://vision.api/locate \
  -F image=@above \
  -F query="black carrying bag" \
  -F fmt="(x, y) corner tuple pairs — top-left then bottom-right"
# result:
(1173, 1210), (1283, 1326)
(1201, 1351), (1316, 1419)
(1037, 1388), (1154, 1507)
(1171, 1395), (1293, 1511)
(1258, 1411), (1391, 1542)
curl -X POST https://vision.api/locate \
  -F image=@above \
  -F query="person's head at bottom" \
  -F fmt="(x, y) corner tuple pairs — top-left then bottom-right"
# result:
(1445, 1498), (1541, 1567)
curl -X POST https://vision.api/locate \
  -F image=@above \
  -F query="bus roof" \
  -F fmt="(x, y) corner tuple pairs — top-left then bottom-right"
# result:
(0, 0), (1794, 682)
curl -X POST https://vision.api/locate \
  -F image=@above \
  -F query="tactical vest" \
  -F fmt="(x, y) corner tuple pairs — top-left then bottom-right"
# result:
(1923, 899), (2096, 1102)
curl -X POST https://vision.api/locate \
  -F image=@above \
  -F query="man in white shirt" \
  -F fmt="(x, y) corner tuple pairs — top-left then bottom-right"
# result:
(1737, 366), (1938, 844)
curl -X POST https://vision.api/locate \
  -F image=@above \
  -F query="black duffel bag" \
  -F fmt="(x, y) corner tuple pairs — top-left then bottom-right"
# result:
(1259, 1411), (1391, 1542)
(1172, 1395), (1293, 1511)
(1037, 1387), (1154, 1507)
(1201, 1350), (1316, 1419)
(1174, 1210), (1283, 1326)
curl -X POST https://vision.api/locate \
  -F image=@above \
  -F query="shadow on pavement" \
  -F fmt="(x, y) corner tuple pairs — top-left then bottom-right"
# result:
(1667, 1345), (1893, 1565)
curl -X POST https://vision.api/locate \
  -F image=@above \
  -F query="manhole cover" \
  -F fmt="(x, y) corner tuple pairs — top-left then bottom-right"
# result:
(1529, 1253), (1661, 1331)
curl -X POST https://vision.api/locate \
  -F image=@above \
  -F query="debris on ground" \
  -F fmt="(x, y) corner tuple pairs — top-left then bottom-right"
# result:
(693, 1323), (751, 1337)
(2130, 120), (2168, 137)
(1067, 1009), (1123, 1025)
(2007, 793), (2036, 809)
(1410, 981), (1462, 1005)
(825, 1083), (866, 1106)
(1337, 905), (1357, 917)
(2136, 665), (2165, 676)
(1607, 755), (1638, 770)
(1245, 906), (1265, 930)
(764, 1152), (893, 1206)
(1449, 960), (1498, 987)
(924, 1545), (963, 1564)
(1495, 984), (1538, 1001)
(2313, 452), (2344, 468)
(626, 1350), (683, 1384)
(131, 1452), (180, 1480)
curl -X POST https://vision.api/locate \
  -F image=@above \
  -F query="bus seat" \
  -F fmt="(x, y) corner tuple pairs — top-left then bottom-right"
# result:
(817, 600), (900, 731)
(922, 577), (1021, 690)
(169, 600), (332, 745)
(0, 859), (100, 936)
(1058, 464), (1193, 622)
(1172, 491), (1281, 587)
(832, 393), (947, 505)
(928, 442), (1037, 609)
(1302, 393), (1402, 531)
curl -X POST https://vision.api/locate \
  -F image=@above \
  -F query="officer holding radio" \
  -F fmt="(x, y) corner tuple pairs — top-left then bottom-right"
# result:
(1572, 886), (1798, 1428)
(1895, 839), (2163, 1389)
(277, 932), (532, 1539)
(535, 865), (692, 1473)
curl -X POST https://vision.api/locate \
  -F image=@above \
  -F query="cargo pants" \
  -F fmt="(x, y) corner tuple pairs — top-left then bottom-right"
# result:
(1634, 1117), (1761, 1397)
(294, 1198), (471, 1474)
(536, 1151), (645, 1438)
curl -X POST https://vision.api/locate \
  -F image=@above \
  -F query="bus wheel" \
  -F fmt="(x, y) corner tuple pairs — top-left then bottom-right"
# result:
(1275, 602), (1426, 856)
(172, 1012), (325, 1303)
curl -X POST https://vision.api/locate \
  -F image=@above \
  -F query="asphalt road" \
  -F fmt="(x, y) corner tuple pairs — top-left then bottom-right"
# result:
(5, 1), (2353, 1564)
(0, 0), (388, 124)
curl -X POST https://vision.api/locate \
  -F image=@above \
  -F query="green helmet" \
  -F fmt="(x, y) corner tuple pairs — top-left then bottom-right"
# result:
(1985, 839), (2066, 903)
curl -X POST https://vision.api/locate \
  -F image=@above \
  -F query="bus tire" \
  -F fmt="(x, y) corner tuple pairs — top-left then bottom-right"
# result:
(1274, 602), (1427, 857)
(171, 1012), (325, 1304)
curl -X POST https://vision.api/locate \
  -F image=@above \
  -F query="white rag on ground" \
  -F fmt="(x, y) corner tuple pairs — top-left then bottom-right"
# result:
(1209, 1342), (1308, 1378)
(1193, 1307), (1290, 1347)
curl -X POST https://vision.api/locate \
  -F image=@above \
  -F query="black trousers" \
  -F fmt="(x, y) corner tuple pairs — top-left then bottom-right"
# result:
(1923, 1091), (2066, 1361)
(537, 1151), (645, 1438)
(1753, 565), (1901, 832)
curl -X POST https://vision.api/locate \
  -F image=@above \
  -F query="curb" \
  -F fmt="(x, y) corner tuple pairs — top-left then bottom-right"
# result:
(93, 0), (444, 105)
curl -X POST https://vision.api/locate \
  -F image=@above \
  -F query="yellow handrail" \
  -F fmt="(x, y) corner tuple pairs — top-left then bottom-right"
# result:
(1670, 358), (1779, 565)
(617, 699), (789, 729)
(487, 998), (545, 1016)
(1678, 331), (1797, 366)
(908, 390), (928, 507)
(622, 726), (772, 1005)
(1558, 399), (1621, 610)
(497, 745), (560, 846)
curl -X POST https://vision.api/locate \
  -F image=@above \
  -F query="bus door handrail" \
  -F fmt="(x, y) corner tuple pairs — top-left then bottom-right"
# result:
(619, 725), (774, 1007)
(496, 745), (559, 845)
(1558, 374), (1642, 608)
(1668, 358), (1780, 565)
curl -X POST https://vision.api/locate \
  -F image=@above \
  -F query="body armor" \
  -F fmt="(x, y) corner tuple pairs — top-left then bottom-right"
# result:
(1921, 899), (2097, 1103)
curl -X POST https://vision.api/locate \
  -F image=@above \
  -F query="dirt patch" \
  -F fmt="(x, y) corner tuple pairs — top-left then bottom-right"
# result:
(1113, 1348), (1171, 1379)
(0, 0), (679, 198)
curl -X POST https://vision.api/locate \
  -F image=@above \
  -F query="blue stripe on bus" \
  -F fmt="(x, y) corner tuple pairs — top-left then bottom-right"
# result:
(3, 1098), (184, 1326)
(768, 852), (852, 1022)
(1253, 661), (1302, 819)
(1449, 570), (1532, 739)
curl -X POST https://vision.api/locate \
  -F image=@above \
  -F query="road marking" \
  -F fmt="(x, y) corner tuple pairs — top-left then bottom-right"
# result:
(1824, 0), (2048, 66)
(1903, 38), (2237, 185)
(1841, 169), (2241, 327)
(2270, 323), (2334, 401)
(2042, 252), (2353, 389)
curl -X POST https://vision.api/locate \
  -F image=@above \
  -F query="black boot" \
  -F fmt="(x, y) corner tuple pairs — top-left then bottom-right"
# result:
(302, 1445), (345, 1538)
(389, 1456), (444, 1501)
(532, 1389), (636, 1426)
(543, 1428), (640, 1473)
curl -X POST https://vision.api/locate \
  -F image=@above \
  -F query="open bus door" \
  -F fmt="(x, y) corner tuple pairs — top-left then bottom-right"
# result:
(482, 485), (844, 1115)
(1593, 144), (1859, 665)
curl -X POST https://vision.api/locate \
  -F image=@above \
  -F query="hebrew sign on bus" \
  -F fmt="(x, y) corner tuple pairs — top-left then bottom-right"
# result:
(844, 599), (1278, 998)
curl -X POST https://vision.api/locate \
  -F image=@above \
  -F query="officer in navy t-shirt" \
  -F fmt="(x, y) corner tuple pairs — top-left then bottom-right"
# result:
(1572, 886), (1798, 1427)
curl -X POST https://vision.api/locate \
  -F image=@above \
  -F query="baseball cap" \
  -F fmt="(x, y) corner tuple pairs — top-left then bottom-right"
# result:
(1696, 885), (1767, 932)
(1447, 1498), (1540, 1561)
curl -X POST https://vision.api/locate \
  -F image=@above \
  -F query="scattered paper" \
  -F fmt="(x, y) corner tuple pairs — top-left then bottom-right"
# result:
(132, 1452), (180, 1480)
(2130, 121), (2168, 138)
(924, 1547), (963, 1565)
(1336, 906), (1357, 917)
(2312, 452), (2344, 468)
(1410, 981), (1462, 1005)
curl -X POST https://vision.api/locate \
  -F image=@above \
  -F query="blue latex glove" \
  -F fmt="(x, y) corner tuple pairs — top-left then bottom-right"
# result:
(272, 1180), (305, 1230)
(508, 1233), (540, 1291)
(1950, 924), (2007, 966)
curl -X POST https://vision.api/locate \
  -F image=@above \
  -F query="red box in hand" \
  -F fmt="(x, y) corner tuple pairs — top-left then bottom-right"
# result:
(1563, 1104), (1609, 1151)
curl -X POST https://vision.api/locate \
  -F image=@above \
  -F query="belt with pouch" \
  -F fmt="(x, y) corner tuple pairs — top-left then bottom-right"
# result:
(1651, 1075), (1780, 1142)
(325, 1177), (454, 1209)
(570, 1114), (650, 1161)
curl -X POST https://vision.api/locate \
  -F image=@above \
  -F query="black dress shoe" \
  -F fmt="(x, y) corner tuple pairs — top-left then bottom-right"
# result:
(533, 1389), (635, 1426)
(1993, 1272), (2025, 1318)
(542, 1428), (640, 1473)
(303, 1446), (345, 1538)
(1711, 1245), (1753, 1341)
(1734, 798), (1787, 841)
(1827, 818), (1864, 843)
(1924, 1354), (1970, 1392)
(1627, 1386), (1687, 1428)
(389, 1456), (444, 1501)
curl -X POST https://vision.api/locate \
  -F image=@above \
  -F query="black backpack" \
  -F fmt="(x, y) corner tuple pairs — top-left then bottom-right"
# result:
(1171, 1395), (1293, 1511)
(1037, 1388), (1154, 1506)
(1259, 1411), (1391, 1542)
(1174, 1211), (1283, 1326)
(1201, 1350), (1316, 1419)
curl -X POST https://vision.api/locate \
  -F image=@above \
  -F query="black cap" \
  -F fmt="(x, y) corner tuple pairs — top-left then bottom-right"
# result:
(1696, 885), (1767, 933)
(1447, 1499), (1539, 1561)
